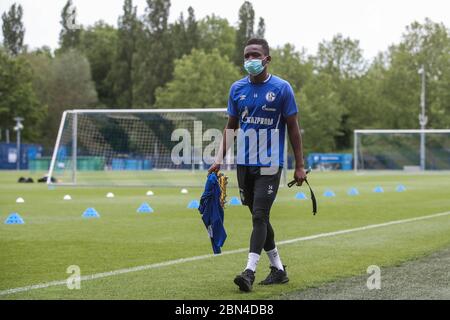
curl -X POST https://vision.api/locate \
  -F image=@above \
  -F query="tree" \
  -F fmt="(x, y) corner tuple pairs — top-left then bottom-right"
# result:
(48, 49), (97, 110)
(29, 50), (98, 149)
(256, 17), (265, 38)
(154, 49), (240, 108)
(21, 49), (53, 107)
(80, 21), (118, 107)
(341, 54), (390, 130)
(234, 1), (255, 67)
(270, 44), (312, 93)
(170, 12), (187, 59)
(108, 0), (140, 108)
(315, 34), (368, 149)
(59, 0), (82, 51)
(185, 6), (199, 53)
(380, 19), (450, 129)
(1, 3), (25, 56)
(133, 0), (172, 106)
(297, 72), (346, 153)
(0, 49), (46, 142)
(316, 33), (367, 79)
(198, 14), (236, 61)
(32, 45), (53, 57)
(170, 6), (200, 60)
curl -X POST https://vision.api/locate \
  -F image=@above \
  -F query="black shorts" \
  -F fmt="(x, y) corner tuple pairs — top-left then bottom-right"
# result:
(237, 165), (282, 211)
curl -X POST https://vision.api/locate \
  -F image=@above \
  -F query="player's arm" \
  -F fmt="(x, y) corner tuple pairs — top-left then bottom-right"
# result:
(286, 114), (307, 185)
(208, 115), (239, 173)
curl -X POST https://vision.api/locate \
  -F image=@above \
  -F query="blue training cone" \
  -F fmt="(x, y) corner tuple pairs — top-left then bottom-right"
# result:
(295, 192), (307, 200)
(396, 185), (406, 192)
(348, 188), (359, 196)
(229, 196), (242, 205)
(82, 208), (100, 218)
(137, 202), (153, 213)
(187, 200), (200, 209)
(323, 190), (336, 197)
(4, 213), (25, 224)
(373, 186), (384, 193)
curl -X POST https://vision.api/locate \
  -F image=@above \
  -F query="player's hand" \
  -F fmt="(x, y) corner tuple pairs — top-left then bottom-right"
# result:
(294, 167), (307, 186)
(208, 162), (221, 174)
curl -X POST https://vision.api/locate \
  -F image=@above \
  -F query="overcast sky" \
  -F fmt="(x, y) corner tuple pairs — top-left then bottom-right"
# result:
(0, 0), (449, 60)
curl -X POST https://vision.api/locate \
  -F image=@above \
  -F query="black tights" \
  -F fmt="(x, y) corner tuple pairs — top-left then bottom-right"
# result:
(249, 203), (276, 254)
(237, 165), (282, 255)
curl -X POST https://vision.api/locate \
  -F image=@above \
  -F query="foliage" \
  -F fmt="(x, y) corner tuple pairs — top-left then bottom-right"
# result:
(1, 3), (25, 56)
(155, 49), (240, 108)
(0, 49), (46, 142)
(79, 21), (118, 107)
(198, 14), (236, 61)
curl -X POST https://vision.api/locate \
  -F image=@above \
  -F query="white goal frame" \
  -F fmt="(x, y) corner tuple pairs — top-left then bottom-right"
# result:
(47, 108), (289, 186)
(354, 129), (450, 171)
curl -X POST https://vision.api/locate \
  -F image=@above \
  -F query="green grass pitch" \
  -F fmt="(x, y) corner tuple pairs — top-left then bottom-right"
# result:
(0, 170), (449, 299)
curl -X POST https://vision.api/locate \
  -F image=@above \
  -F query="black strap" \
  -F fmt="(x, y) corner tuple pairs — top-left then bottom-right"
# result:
(288, 172), (317, 215)
(304, 179), (317, 215)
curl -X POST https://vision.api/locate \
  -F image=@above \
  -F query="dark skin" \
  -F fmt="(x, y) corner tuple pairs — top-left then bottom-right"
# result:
(208, 44), (307, 185)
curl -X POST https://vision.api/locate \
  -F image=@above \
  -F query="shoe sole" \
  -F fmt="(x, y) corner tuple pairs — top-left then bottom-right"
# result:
(259, 277), (289, 285)
(234, 276), (252, 292)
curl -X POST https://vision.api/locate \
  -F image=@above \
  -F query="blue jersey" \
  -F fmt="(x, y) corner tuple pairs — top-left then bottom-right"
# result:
(198, 173), (227, 254)
(227, 74), (298, 167)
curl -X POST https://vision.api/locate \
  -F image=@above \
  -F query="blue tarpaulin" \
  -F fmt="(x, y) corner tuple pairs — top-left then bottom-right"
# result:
(307, 153), (353, 170)
(0, 143), (43, 170)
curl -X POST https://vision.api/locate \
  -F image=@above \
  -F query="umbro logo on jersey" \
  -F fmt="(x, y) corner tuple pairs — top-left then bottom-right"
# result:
(262, 104), (277, 112)
(239, 95), (246, 100)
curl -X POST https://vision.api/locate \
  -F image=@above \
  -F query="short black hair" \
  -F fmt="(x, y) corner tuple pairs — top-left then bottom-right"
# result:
(246, 38), (270, 56)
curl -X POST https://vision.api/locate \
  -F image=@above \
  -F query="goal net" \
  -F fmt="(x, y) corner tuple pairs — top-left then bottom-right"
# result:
(47, 109), (288, 187)
(354, 129), (450, 171)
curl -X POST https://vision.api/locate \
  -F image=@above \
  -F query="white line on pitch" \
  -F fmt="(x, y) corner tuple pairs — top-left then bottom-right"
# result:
(1, 211), (449, 297)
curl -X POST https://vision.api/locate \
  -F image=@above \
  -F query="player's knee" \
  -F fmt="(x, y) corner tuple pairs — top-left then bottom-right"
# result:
(252, 210), (269, 226)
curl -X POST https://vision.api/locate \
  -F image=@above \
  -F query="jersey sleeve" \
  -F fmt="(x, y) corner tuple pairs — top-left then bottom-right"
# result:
(227, 85), (238, 117)
(281, 83), (298, 118)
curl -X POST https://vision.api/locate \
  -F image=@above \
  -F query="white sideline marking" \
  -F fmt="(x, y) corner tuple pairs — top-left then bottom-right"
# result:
(1, 211), (449, 296)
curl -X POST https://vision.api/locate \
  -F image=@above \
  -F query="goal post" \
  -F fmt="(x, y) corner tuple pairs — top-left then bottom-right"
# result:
(47, 108), (289, 187)
(354, 129), (450, 171)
